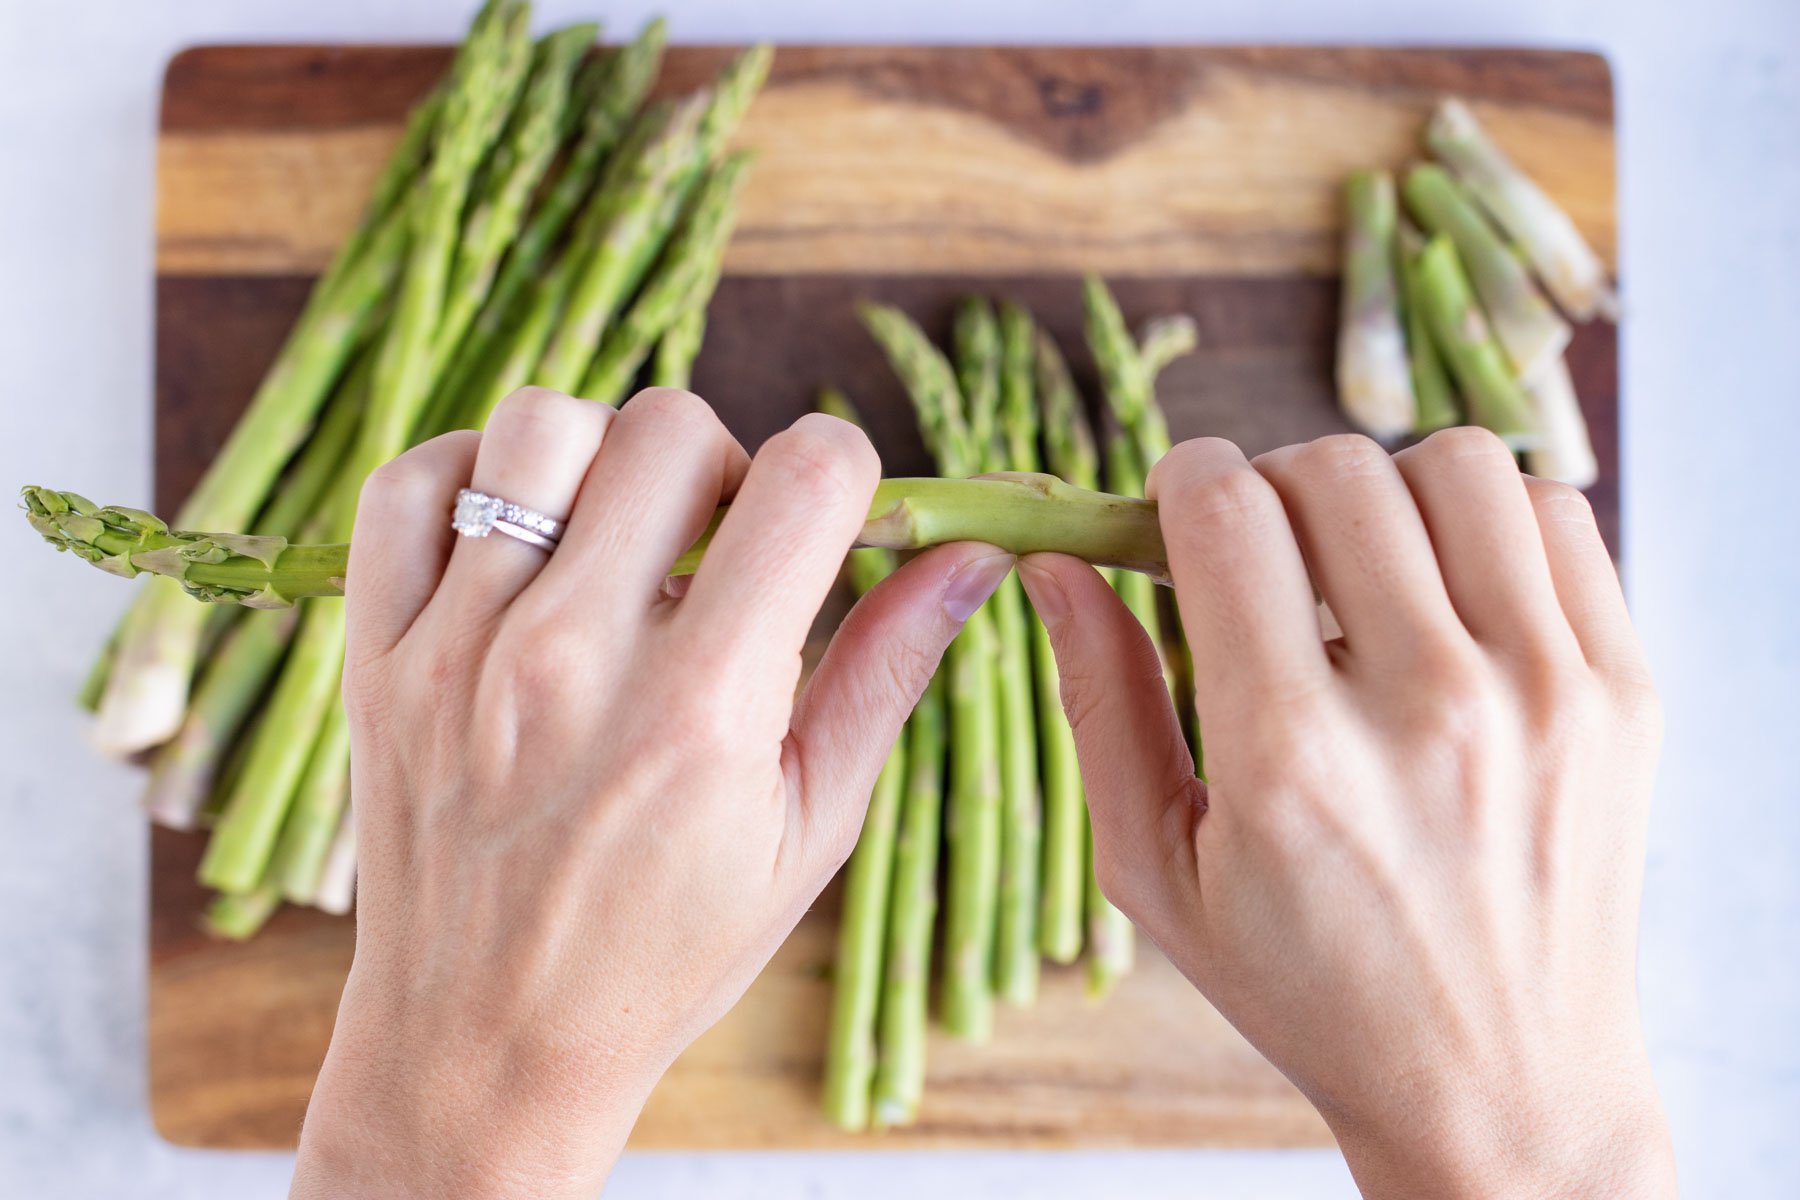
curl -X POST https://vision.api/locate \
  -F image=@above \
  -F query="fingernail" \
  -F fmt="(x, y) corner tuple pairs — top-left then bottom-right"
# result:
(943, 551), (1015, 623)
(1016, 557), (1070, 624)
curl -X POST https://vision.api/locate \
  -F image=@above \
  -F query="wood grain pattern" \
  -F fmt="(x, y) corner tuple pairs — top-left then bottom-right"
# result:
(152, 43), (1618, 1150)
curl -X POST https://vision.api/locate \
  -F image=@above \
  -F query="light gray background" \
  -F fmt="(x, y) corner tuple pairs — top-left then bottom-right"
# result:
(2, 0), (1795, 1196)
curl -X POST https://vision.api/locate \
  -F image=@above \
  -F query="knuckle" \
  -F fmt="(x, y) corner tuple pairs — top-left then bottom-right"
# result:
(1527, 477), (1596, 526)
(662, 687), (740, 753)
(1290, 432), (1392, 481)
(762, 417), (874, 505)
(1168, 463), (1279, 531)
(1410, 648), (1500, 751)
(1419, 423), (1513, 466)
(623, 385), (717, 435)
(1610, 669), (1665, 747)
(490, 385), (586, 436)
(492, 621), (591, 708)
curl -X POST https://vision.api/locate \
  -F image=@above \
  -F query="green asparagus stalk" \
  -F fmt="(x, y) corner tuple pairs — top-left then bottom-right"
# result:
(1404, 163), (1570, 384)
(576, 152), (751, 405)
(1334, 172), (1416, 441)
(956, 298), (1041, 1008)
(534, 45), (771, 394)
(89, 198), (410, 755)
(141, 608), (298, 830)
(1425, 98), (1617, 322)
(860, 301), (1001, 1041)
(427, 21), (596, 386)
(1413, 234), (1539, 447)
(22, 476), (1170, 602)
(871, 674), (946, 1127)
(652, 305), (707, 390)
(204, 881), (282, 941)
(1026, 322), (1086, 965)
(1035, 329), (1137, 999)
(198, 1), (530, 895)
(822, 541), (905, 1130)
(1523, 356), (1598, 489)
(271, 702), (353, 904)
(1397, 221), (1461, 433)
(425, 19), (668, 432)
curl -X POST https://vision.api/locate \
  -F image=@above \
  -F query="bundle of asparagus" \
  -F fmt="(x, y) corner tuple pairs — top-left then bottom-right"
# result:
(816, 283), (1195, 1129)
(1334, 98), (1614, 489)
(50, 2), (773, 937)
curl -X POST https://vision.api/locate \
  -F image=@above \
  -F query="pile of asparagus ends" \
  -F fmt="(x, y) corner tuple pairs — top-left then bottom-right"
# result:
(54, 2), (771, 937)
(820, 278), (1200, 1130)
(1336, 98), (1616, 489)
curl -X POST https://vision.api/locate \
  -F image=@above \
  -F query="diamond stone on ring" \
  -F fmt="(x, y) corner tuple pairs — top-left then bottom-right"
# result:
(452, 488), (564, 552)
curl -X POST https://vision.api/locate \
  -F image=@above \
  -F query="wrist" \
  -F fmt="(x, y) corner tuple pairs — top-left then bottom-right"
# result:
(1330, 1066), (1677, 1199)
(291, 975), (667, 1199)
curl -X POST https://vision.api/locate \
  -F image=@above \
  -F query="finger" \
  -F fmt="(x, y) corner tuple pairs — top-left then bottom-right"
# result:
(1252, 434), (1464, 663)
(434, 387), (612, 618)
(785, 542), (1013, 869)
(1146, 438), (1329, 738)
(1017, 553), (1202, 930)
(537, 387), (750, 606)
(1394, 427), (1578, 660)
(345, 430), (481, 659)
(680, 413), (880, 679)
(1522, 477), (1650, 686)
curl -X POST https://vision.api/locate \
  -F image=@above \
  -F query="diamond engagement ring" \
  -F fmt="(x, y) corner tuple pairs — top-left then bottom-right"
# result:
(451, 488), (565, 552)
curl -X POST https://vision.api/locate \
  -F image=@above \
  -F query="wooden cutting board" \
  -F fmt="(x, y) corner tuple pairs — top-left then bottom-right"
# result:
(151, 42), (1618, 1150)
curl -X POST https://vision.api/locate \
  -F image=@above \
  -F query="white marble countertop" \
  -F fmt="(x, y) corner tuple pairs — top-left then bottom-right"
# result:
(2, 0), (1796, 1195)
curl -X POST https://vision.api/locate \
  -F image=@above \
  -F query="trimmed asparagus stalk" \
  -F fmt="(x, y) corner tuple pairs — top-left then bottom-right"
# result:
(958, 298), (1041, 1009)
(1028, 324), (1087, 965)
(576, 152), (751, 405)
(1426, 98), (1617, 322)
(1523, 356), (1599, 489)
(871, 675), (946, 1127)
(1397, 221), (1461, 433)
(821, 540), (905, 1130)
(860, 302), (1001, 1042)
(1035, 329), (1137, 998)
(205, 882), (282, 942)
(1413, 234), (1540, 447)
(1335, 171), (1416, 440)
(272, 703), (354, 904)
(1404, 162), (1571, 384)
(22, 476), (1170, 602)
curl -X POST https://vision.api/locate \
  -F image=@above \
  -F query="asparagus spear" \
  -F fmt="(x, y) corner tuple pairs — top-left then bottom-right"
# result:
(1523, 356), (1599, 489)
(534, 45), (771, 395)
(314, 811), (358, 916)
(859, 302), (1002, 1042)
(89, 199), (410, 755)
(1035, 330), (1137, 998)
(1413, 234), (1539, 447)
(22, 477), (1171, 601)
(425, 19), (668, 432)
(427, 21), (596, 388)
(1335, 171), (1417, 441)
(871, 673), (946, 1127)
(956, 298), (1042, 1008)
(822, 541), (906, 1130)
(271, 703), (353, 904)
(1425, 98), (1617, 322)
(205, 881), (282, 941)
(1026, 324), (1087, 965)
(1404, 162), (1571, 384)
(1397, 221), (1461, 434)
(652, 305), (707, 390)
(577, 152), (751, 405)
(198, 1), (531, 895)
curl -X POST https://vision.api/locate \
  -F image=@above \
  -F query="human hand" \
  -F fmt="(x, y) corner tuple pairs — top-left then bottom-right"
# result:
(290, 387), (1014, 1199)
(1018, 430), (1674, 1199)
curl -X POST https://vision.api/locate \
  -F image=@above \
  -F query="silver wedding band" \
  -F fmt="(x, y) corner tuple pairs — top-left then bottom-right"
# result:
(451, 488), (565, 553)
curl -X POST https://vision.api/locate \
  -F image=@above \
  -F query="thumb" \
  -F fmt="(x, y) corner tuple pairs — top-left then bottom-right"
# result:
(1017, 553), (1204, 928)
(786, 542), (1015, 872)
